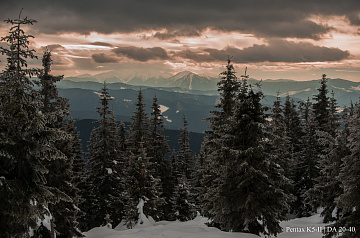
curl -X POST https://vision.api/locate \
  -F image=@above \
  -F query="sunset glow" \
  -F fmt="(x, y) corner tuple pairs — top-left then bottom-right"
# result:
(0, 1), (359, 81)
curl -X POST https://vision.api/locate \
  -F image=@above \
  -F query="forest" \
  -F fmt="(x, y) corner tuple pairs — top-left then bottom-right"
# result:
(0, 15), (359, 238)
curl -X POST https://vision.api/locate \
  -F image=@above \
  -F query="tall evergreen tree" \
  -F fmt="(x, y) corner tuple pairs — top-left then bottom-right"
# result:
(84, 83), (125, 230)
(173, 115), (196, 221)
(204, 63), (291, 236)
(306, 90), (342, 223)
(312, 74), (330, 133)
(200, 58), (240, 219)
(323, 103), (360, 238)
(124, 142), (157, 228)
(295, 99), (319, 217)
(37, 50), (83, 237)
(127, 90), (150, 153)
(0, 15), (67, 237)
(269, 94), (292, 179)
(124, 90), (159, 226)
(148, 95), (172, 221)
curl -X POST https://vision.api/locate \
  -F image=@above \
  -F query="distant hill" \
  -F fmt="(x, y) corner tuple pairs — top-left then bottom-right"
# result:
(63, 71), (360, 106)
(57, 72), (359, 133)
(74, 119), (205, 156)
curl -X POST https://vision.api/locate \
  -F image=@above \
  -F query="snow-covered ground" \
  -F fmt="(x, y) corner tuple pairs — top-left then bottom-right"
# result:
(84, 213), (327, 238)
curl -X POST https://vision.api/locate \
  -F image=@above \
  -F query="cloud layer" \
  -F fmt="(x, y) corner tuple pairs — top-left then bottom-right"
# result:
(1, 0), (359, 39)
(95, 40), (350, 64)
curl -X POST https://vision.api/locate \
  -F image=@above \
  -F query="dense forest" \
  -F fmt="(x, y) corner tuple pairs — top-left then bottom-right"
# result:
(0, 15), (359, 238)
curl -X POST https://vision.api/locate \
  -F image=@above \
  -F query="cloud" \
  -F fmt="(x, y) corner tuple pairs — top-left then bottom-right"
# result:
(39, 44), (65, 52)
(112, 46), (170, 62)
(89, 42), (114, 47)
(152, 28), (201, 40)
(174, 40), (351, 63)
(1, 0), (359, 39)
(91, 53), (119, 63)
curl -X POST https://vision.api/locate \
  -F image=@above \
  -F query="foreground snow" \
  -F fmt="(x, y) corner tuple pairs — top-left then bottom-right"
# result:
(85, 213), (327, 238)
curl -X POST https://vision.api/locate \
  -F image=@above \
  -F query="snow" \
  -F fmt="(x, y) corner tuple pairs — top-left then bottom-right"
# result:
(159, 104), (169, 114)
(280, 88), (311, 97)
(93, 91), (115, 99)
(163, 115), (172, 123)
(350, 85), (360, 91)
(106, 168), (113, 174)
(84, 213), (327, 238)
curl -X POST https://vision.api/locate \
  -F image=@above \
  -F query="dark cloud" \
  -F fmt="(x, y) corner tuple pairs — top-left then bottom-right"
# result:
(0, 0), (359, 39)
(174, 40), (351, 63)
(91, 53), (119, 63)
(112, 46), (170, 62)
(152, 28), (201, 40)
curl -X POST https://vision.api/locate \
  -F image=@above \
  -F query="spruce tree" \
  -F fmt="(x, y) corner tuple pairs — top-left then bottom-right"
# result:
(84, 83), (125, 230)
(323, 103), (360, 238)
(124, 90), (159, 227)
(148, 95), (172, 221)
(269, 94), (292, 179)
(312, 74), (330, 133)
(295, 99), (319, 217)
(173, 115), (196, 221)
(200, 58), (240, 219)
(0, 14), (67, 237)
(37, 50), (83, 237)
(213, 81), (291, 236)
(124, 142), (157, 228)
(306, 91), (342, 223)
(127, 89), (150, 153)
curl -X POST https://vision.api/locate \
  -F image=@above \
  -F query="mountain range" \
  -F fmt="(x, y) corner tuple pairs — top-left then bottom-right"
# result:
(57, 71), (360, 133)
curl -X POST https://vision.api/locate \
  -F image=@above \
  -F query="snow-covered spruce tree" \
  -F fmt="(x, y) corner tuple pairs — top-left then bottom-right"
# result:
(124, 89), (159, 227)
(124, 142), (157, 228)
(294, 99), (319, 217)
(306, 89), (342, 223)
(192, 141), (207, 212)
(0, 15), (67, 237)
(269, 94), (292, 180)
(305, 75), (341, 219)
(281, 95), (307, 217)
(84, 83), (125, 230)
(322, 103), (360, 238)
(200, 58), (240, 220)
(148, 94), (172, 221)
(127, 89), (151, 153)
(312, 74), (331, 133)
(208, 78), (291, 236)
(172, 115), (196, 221)
(37, 50), (84, 237)
(307, 111), (349, 223)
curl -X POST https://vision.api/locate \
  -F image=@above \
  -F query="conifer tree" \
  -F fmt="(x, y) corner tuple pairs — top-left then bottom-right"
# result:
(295, 99), (319, 217)
(0, 14), (67, 237)
(312, 74), (330, 133)
(323, 103), (360, 238)
(306, 91), (342, 223)
(124, 142), (158, 228)
(269, 94), (292, 179)
(124, 90), (159, 226)
(38, 50), (83, 237)
(173, 115), (196, 221)
(84, 83), (125, 230)
(212, 80), (291, 236)
(148, 95), (172, 221)
(127, 90), (150, 153)
(200, 58), (240, 218)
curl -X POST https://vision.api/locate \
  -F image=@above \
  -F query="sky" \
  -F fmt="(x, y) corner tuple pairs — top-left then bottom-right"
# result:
(0, 0), (359, 81)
